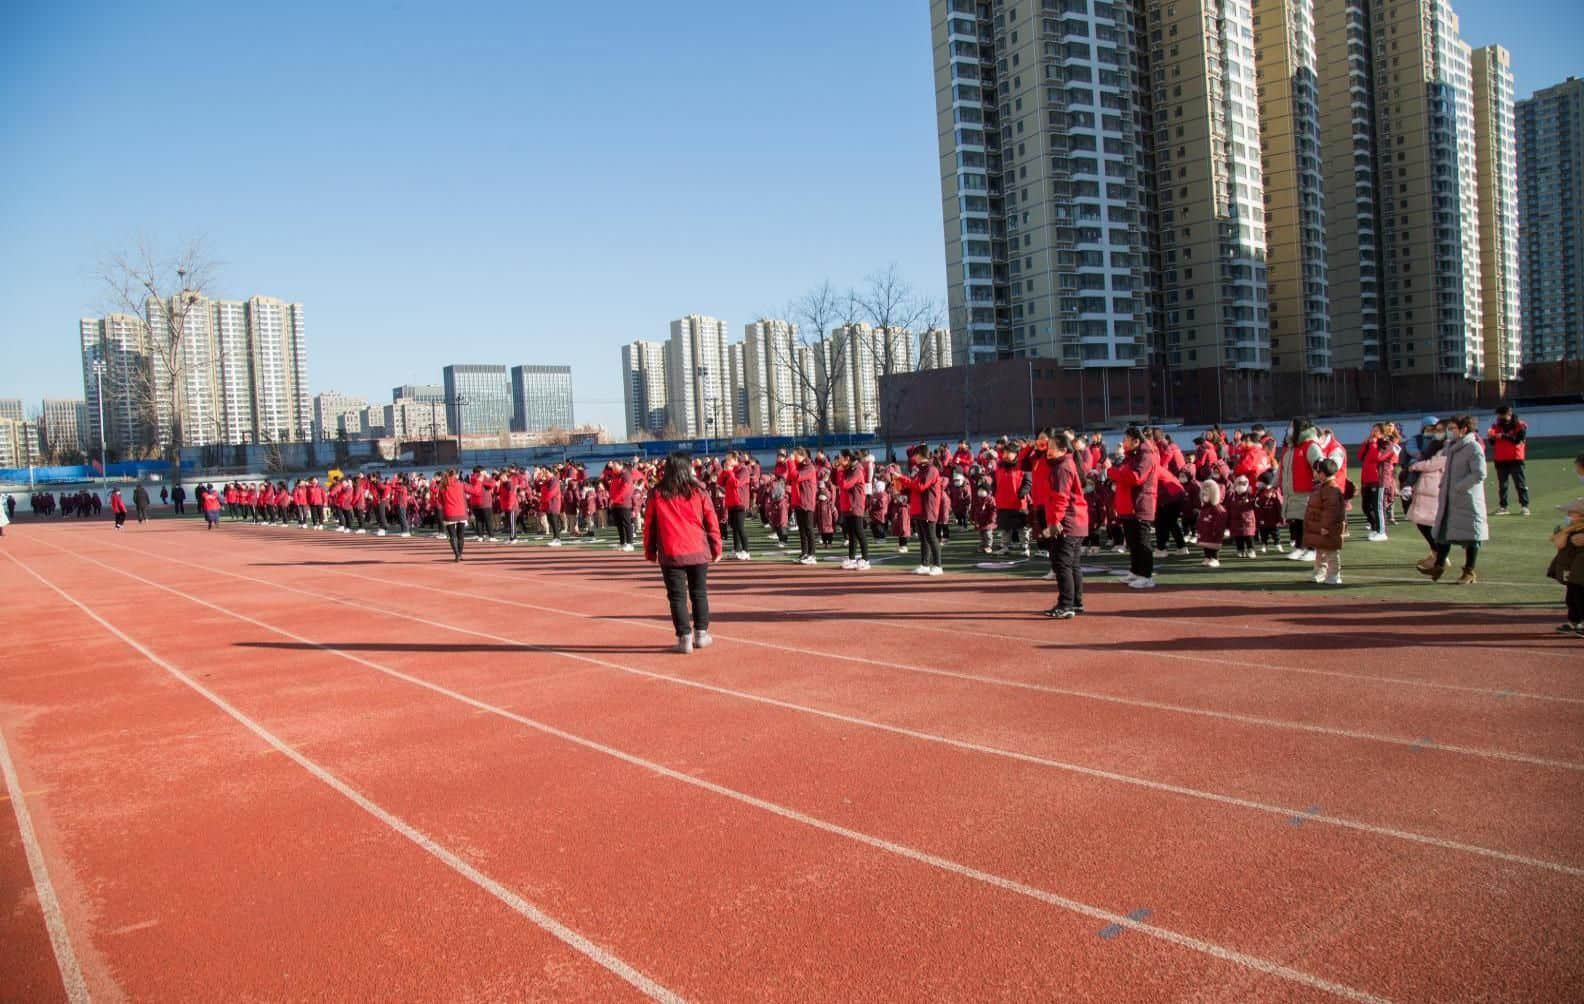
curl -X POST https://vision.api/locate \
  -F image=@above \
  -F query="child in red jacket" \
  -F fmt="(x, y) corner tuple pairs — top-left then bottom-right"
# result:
(1254, 471), (1284, 553)
(1225, 475), (1258, 558)
(970, 480), (997, 553)
(1195, 480), (1228, 567)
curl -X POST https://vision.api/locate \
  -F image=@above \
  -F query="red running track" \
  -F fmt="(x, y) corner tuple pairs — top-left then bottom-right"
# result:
(1, 519), (1580, 1002)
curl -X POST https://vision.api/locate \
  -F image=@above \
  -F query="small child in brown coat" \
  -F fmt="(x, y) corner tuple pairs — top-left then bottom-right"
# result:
(1303, 457), (1345, 585)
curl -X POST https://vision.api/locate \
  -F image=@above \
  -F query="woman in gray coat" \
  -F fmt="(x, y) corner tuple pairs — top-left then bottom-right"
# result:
(1421, 414), (1488, 584)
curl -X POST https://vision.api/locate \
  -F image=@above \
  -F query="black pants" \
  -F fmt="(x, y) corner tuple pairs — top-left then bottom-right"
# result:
(843, 514), (869, 561)
(1051, 534), (1083, 611)
(471, 507), (494, 538)
(135, 503), (147, 523)
(661, 564), (709, 637)
(444, 521), (465, 560)
(1433, 540), (1480, 571)
(1417, 523), (1435, 547)
(1362, 485), (1384, 533)
(1288, 519), (1305, 549)
(1495, 461), (1528, 508)
(311, 504), (324, 526)
(795, 508), (814, 558)
(1123, 517), (1154, 578)
(727, 507), (748, 554)
(173, 498), (185, 513)
(114, 511), (126, 527)
(919, 519), (940, 567)
(548, 513), (564, 539)
(1155, 503), (1185, 550)
(612, 506), (634, 546)
(1567, 583), (1584, 623)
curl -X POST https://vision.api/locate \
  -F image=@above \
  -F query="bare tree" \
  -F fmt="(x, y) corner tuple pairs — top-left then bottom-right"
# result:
(99, 240), (217, 485)
(775, 280), (860, 448)
(855, 264), (942, 457)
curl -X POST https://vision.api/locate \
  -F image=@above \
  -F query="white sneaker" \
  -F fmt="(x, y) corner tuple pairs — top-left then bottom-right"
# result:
(1285, 547), (1304, 560)
(1244, 551), (1256, 559)
(1111, 545), (1127, 554)
(841, 558), (857, 570)
(928, 566), (943, 576)
(1300, 549), (1316, 561)
(1313, 572), (1327, 584)
(1128, 576), (1157, 589)
(547, 539), (562, 547)
(1178, 548), (1192, 556)
(855, 559), (871, 570)
(623, 543), (635, 552)
(693, 630), (714, 650)
(1206, 558), (1220, 568)
(401, 532), (411, 538)
(1152, 549), (1169, 559)
(356, 528), (367, 534)
(898, 544), (909, 552)
(1521, 507), (1531, 517)
(673, 634), (693, 655)
(913, 565), (931, 575)
(1325, 575), (1342, 586)
(1367, 532), (1388, 542)
(376, 529), (387, 537)
(799, 555), (817, 565)
(1119, 572), (1140, 584)
(1042, 570), (1058, 580)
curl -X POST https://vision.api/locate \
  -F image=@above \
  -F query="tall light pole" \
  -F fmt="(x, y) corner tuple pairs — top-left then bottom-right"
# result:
(92, 357), (108, 488)
(450, 394), (470, 463)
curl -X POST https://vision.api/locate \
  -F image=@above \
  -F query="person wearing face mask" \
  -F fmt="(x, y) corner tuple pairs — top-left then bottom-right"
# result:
(1487, 405), (1530, 517)
(1406, 422), (1449, 568)
(1420, 414), (1489, 585)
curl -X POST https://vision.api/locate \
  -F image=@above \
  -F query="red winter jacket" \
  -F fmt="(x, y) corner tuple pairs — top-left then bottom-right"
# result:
(538, 477), (563, 514)
(1196, 503), (1228, 544)
(644, 488), (722, 567)
(792, 459), (817, 512)
(1486, 418), (1527, 462)
(1042, 453), (1089, 537)
(1225, 489), (1257, 537)
(110, 493), (126, 514)
(605, 470), (634, 508)
(897, 463), (943, 520)
(838, 467), (866, 515)
(993, 461), (1026, 511)
(439, 481), (468, 521)
(720, 467), (749, 510)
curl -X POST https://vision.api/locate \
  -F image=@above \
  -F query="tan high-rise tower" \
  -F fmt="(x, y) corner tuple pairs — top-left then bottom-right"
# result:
(1471, 45), (1522, 390)
(1254, 0), (1331, 410)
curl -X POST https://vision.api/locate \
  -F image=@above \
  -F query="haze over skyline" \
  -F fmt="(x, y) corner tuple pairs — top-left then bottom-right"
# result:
(3, 0), (1579, 434)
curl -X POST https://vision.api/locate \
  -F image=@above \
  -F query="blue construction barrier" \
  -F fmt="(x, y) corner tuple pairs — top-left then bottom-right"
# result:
(0, 460), (194, 484)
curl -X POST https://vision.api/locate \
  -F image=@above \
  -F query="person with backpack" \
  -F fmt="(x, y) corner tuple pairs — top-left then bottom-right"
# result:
(644, 451), (722, 654)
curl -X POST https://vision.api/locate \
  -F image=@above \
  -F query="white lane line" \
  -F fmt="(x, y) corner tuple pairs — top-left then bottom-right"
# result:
(232, 522), (1583, 698)
(2, 551), (684, 1004)
(76, 542), (1584, 879)
(270, 559), (1584, 773)
(0, 726), (91, 1004)
(25, 548), (1389, 1003)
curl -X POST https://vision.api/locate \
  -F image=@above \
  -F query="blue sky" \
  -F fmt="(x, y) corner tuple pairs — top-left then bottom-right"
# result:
(2, 1), (1579, 434)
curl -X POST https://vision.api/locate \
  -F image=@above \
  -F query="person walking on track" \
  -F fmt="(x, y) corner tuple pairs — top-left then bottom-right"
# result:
(644, 451), (722, 654)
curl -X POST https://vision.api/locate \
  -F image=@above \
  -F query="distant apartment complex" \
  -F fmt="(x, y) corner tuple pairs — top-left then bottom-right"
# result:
(621, 340), (671, 438)
(40, 399), (87, 455)
(1517, 77), (1584, 364)
(922, 0), (1529, 424)
(79, 293), (310, 455)
(312, 391), (369, 441)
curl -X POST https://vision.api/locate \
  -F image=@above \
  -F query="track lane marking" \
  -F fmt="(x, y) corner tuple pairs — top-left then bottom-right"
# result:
(17, 543), (1392, 1003)
(74, 534), (1584, 876)
(2, 549), (685, 1004)
(0, 727), (91, 1003)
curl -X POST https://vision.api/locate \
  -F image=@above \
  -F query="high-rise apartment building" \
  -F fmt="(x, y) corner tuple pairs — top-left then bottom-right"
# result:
(441, 365), (512, 437)
(312, 391), (368, 441)
(1471, 45), (1522, 385)
(932, 0), (1154, 372)
(1254, 0), (1330, 404)
(919, 327), (955, 369)
(1516, 77), (1584, 363)
(1146, 0), (1272, 418)
(80, 314), (152, 456)
(620, 340), (669, 438)
(0, 419), (41, 469)
(742, 320), (799, 436)
(0, 399), (22, 423)
(1315, 0), (1385, 379)
(1366, 0), (1483, 391)
(726, 344), (747, 435)
(509, 365), (574, 434)
(81, 293), (309, 452)
(827, 324), (914, 435)
(666, 315), (733, 439)
(39, 399), (87, 455)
